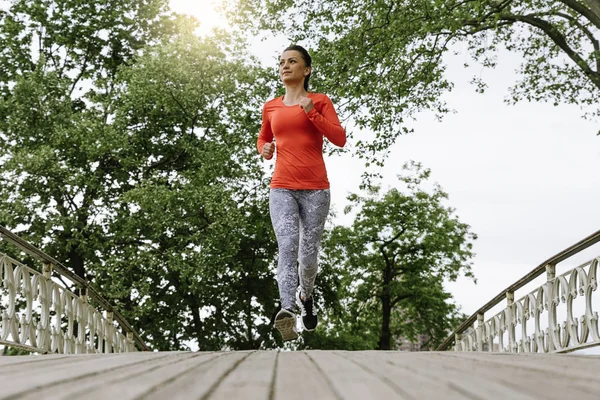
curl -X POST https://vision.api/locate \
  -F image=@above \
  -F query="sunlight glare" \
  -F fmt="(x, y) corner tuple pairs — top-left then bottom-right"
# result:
(169, 0), (230, 36)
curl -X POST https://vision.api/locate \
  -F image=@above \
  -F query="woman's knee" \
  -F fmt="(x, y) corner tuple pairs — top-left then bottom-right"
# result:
(299, 252), (318, 269)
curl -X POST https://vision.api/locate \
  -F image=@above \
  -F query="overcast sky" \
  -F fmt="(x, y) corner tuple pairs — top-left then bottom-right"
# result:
(173, 0), (600, 350)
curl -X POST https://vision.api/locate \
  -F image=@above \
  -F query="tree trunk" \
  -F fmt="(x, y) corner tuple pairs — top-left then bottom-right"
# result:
(69, 249), (85, 294)
(378, 265), (393, 350)
(68, 248), (85, 343)
(246, 276), (255, 349)
(190, 297), (204, 350)
(379, 293), (392, 350)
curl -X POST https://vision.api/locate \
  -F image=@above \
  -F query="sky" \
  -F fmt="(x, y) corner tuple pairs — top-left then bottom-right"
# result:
(170, 0), (600, 350)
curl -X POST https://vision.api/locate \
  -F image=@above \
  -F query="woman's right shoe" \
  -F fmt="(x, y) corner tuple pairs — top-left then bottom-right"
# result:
(274, 308), (298, 341)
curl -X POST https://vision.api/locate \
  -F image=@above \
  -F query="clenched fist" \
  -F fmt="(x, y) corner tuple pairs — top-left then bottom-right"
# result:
(262, 142), (275, 160)
(299, 97), (314, 113)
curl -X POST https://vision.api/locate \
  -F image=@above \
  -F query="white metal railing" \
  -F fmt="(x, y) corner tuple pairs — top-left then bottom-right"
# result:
(438, 230), (600, 353)
(0, 226), (148, 354)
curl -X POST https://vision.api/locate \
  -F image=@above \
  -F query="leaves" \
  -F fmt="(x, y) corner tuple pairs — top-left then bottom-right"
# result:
(225, 0), (600, 168)
(0, 1), (280, 351)
(315, 162), (476, 350)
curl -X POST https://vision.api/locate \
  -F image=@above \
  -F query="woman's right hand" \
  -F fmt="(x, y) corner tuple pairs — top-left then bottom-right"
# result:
(262, 142), (275, 159)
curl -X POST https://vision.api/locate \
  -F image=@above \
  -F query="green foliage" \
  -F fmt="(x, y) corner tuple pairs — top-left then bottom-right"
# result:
(0, 1), (281, 351)
(95, 26), (281, 350)
(0, 0), (486, 352)
(225, 0), (600, 162)
(2, 346), (32, 356)
(298, 329), (378, 350)
(0, 0), (177, 277)
(314, 162), (476, 350)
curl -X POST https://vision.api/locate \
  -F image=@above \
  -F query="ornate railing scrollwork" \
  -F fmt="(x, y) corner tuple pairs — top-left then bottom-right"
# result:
(0, 226), (149, 354)
(438, 230), (600, 353)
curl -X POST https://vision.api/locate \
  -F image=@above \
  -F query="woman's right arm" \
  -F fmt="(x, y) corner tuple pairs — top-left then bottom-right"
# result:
(257, 104), (274, 159)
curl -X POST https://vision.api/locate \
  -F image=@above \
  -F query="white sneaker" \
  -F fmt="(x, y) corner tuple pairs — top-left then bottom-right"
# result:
(274, 308), (298, 341)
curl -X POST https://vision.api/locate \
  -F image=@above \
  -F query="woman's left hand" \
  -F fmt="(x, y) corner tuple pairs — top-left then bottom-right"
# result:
(299, 97), (314, 113)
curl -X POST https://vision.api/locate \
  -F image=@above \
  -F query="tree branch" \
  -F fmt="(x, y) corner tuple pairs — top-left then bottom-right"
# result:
(583, 0), (600, 23)
(391, 293), (414, 308)
(458, 20), (518, 36)
(144, 149), (187, 174)
(68, 50), (90, 97)
(558, 0), (600, 29)
(380, 226), (406, 248)
(501, 13), (600, 90)
(167, 87), (193, 121)
(547, 11), (600, 73)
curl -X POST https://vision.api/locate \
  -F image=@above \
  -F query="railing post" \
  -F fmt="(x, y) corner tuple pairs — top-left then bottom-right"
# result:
(42, 263), (53, 352)
(477, 313), (484, 351)
(105, 311), (114, 354)
(42, 263), (52, 279)
(454, 333), (461, 352)
(546, 264), (556, 352)
(127, 332), (134, 352)
(506, 291), (515, 352)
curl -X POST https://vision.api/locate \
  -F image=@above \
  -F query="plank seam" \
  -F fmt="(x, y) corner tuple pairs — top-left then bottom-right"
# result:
(335, 352), (417, 400)
(268, 350), (280, 400)
(198, 351), (255, 400)
(1, 352), (185, 400)
(129, 352), (229, 400)
(389, 361), (484, 400)
(304, 351), (345, 400)
(428, 353), (600, 396)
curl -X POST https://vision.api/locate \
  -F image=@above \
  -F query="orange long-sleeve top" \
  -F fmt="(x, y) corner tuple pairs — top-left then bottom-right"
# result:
(257, 93), (346, 189)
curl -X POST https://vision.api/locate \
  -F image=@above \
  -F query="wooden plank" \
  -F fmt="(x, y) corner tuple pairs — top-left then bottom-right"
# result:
(381, 352), (600, 400)
(338, 351), (468, 400)
(377, 352), (537, 400)
(207, 350), (277, 400)
(429, 353), (600, 399)
(307, 351), (407, 400)
(3, 350), (600, 400)
(434, 352), (600, 381)
(13, 352), (219, 400)
(65, 352), (245, 400)
(0, 354), (96, 367)
(141, 351), (252, 400)
(0, 352), (159, 370)
(0, 352), (181, 399)
(272, 351), (339, 400)
(427, 352), (600, 398)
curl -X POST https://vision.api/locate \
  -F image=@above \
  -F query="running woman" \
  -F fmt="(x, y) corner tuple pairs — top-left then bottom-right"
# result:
(257, 45), (346, 341)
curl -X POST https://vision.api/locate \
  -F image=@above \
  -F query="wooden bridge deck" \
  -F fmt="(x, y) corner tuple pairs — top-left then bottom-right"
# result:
(2, 350), (599, 399)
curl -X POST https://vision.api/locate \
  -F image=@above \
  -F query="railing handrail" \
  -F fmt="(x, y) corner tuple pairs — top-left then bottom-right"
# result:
(437, 229), (600, 351)
(0, 225), (149, 351)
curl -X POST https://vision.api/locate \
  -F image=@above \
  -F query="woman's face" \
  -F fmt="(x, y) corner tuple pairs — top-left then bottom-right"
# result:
(279, 50), (310, 85)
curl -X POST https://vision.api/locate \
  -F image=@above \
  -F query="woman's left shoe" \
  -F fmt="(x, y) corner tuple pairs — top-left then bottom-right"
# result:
(296, 291), (318, 331)
(274, 308), (298, 341)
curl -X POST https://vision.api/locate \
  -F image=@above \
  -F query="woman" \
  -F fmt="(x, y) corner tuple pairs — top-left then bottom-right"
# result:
(257, 45), (346, 341)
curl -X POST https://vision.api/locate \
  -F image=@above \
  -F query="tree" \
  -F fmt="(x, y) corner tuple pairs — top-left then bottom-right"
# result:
(0, 0), (176, 285)
(226, 0), (600, 166)
(0, 1), (283, 350)
(315, 162), (476, 350)
(93, 26), (282, 350)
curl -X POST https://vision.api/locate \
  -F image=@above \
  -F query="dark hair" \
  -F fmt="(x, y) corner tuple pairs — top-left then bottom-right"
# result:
(283, 45), (312, 91)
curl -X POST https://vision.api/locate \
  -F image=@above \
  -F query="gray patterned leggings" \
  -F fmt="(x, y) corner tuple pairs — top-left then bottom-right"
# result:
(269, 188), (330, 311)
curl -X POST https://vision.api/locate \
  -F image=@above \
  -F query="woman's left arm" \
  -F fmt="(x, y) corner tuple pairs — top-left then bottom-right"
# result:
(306, 95), (346, 148)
